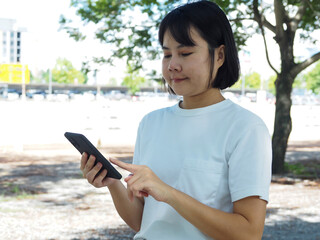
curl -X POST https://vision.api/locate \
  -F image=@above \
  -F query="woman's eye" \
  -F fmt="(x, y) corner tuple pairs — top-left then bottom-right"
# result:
(181, 53), (192, 57)
(163, 52), (192, 58)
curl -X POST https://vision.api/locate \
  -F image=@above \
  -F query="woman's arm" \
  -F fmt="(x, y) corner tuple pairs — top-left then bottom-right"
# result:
(108, 180), (144, 232)
(81, 154), (144, 232)
(167, 187), (266, 240)
(111, 158), (267, 240)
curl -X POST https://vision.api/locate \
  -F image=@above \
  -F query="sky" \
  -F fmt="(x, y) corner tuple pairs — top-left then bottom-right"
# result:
(0, 0), (319, 85)
(0, 0), (116, 84)
(1, 0), (82, 68)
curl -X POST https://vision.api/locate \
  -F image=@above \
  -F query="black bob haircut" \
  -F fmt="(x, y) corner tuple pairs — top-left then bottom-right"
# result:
(159, 0), (240, 93)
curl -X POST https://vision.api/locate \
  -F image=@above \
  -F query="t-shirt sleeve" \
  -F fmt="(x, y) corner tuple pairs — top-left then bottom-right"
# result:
(228, 123), (272, 203)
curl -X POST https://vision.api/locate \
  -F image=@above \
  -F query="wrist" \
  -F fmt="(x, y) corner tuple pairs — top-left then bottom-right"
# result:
(107, 179), (121, 191)
(163, 185), (178, 205)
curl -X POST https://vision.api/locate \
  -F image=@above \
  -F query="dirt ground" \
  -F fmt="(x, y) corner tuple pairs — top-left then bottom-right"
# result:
(0, 141), (320, 240)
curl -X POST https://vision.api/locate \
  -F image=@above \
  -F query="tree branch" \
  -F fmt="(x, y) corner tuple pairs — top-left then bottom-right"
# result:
(260, 24), (280, 75)
(261, 19), (277, 34)
(274, 0), (286, 42)
(291, 51), (320, 77)
(292, 0), (307, 23)
(253, 0), (279, 75)
(290, 0), (307, 32)
(230, 17), (275, 33)
(252, 0), (276, 33)
(229, 17), (254, 22)
(305, 0), (320, 17)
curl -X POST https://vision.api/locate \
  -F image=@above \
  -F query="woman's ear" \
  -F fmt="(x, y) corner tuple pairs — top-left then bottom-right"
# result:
(216, 45), (225, 68)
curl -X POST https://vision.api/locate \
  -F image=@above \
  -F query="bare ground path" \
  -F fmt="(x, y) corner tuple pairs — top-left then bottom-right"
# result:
(0, 141), (319, 240)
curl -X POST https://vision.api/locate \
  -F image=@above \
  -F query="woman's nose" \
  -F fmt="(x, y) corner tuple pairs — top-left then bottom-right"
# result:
(168, 57), (182, 72)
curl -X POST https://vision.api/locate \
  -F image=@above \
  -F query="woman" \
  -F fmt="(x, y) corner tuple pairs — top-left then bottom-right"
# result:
(81, 1), (272, 239)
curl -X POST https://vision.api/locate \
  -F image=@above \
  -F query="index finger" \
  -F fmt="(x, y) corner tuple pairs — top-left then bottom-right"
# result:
(110, 158), (137, 173)
(80, 152), (88, 170)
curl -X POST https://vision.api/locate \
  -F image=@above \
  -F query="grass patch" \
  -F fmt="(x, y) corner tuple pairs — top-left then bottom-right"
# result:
(0, 207), (21, 213)
(0, 183), (36, 200)
(285, 161), (320, 179)
(285, 163), (306, 175)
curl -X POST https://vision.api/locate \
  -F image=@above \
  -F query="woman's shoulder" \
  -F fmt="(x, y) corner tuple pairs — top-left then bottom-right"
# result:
(140, 103), (177, 124)
(227, 101), (266, 126)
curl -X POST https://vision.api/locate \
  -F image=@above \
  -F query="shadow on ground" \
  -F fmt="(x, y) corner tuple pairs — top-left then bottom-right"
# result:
(0, 143), (319, 239)
(71, 225), (135, 240)
(0, 153), (84, 197)
(262, 207), (320, 239)
(0, 148), (134, 197)
(70, 220), (320, 240)
(263, 218), (320, 240)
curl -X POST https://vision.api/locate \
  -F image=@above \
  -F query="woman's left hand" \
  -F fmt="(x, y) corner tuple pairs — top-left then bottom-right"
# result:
(110, 158), (172, 203)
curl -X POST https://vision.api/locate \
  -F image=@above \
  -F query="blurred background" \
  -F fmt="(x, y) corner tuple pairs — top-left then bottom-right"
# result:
(0, 0), (320, 239)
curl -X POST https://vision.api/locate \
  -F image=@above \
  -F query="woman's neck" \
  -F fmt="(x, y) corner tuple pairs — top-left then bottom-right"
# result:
(180, 88), (225, 109)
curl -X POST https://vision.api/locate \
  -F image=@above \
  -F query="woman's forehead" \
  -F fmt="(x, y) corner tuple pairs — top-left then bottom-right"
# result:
(163, 27), (206, 48)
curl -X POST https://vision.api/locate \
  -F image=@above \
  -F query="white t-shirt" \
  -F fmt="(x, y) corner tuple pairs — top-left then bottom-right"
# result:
(133, 99), (272, 240)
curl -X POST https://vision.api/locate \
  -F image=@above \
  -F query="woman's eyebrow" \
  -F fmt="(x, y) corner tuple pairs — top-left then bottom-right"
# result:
(162, 44), (193, 50)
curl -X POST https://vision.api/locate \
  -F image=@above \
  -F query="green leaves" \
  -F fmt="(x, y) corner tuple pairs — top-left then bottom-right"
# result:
(305, 61), (320, 94)
(60, 0), (177, 74)
(59, 15), (86, 41)
(52, 58), (87, 84)
(122, 62), (146, 95)
(60, 0), (320, 76)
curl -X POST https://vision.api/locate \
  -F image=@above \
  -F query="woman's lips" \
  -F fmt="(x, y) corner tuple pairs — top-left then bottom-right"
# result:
(172, 78), (187, 83)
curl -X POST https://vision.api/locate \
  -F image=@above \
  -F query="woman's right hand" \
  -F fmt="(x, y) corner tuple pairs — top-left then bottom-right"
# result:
(80, 152), (118, 188)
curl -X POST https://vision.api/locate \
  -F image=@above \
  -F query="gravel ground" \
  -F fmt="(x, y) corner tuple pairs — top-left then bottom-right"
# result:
(1, 142), (320, 240)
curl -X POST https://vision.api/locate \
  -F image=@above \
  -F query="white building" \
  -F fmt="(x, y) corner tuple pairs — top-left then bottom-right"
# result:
(0, 18), (26, 64)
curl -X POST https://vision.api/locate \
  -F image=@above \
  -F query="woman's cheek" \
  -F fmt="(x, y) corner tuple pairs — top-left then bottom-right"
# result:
(162, 63), (170, 82)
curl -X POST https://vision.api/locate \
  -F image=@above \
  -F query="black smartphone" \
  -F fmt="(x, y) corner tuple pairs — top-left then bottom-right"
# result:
(64, 132), (122, 179)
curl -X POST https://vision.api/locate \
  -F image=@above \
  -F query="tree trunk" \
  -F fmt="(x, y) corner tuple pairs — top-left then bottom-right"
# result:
(272, 66), (296, 174)
(271, 16), (297, 174)
(259, 0), (320, 174)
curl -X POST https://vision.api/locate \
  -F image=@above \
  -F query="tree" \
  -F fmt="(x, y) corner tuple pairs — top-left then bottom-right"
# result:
(61, 0), (320, 174)
(51, 58), (87, 84)
(248, 0), (320, 174)
(305, 61), (320, 94)
(122, 63), (146, 95)
(246, 72), (262, 89)
(30, 71), (42, 83)
(231, 72), (261, 90)
(267, 75), (277, 95)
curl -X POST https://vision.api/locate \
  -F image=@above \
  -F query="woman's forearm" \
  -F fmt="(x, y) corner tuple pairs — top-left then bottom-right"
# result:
(166, 187), (265, 240)
(108, 180), (144, 232)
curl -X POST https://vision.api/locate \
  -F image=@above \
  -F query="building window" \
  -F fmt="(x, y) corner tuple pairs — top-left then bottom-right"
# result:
(17, 41), (20, 47)
(17, 32), (21, 38)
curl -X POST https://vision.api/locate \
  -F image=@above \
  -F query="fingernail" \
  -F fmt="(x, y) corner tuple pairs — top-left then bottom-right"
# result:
(140, 191), (149, 197)
(124, 173), (133, 182)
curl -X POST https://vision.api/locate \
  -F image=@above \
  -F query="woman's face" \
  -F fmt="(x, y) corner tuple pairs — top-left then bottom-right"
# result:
(162, 26), (224, 98)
